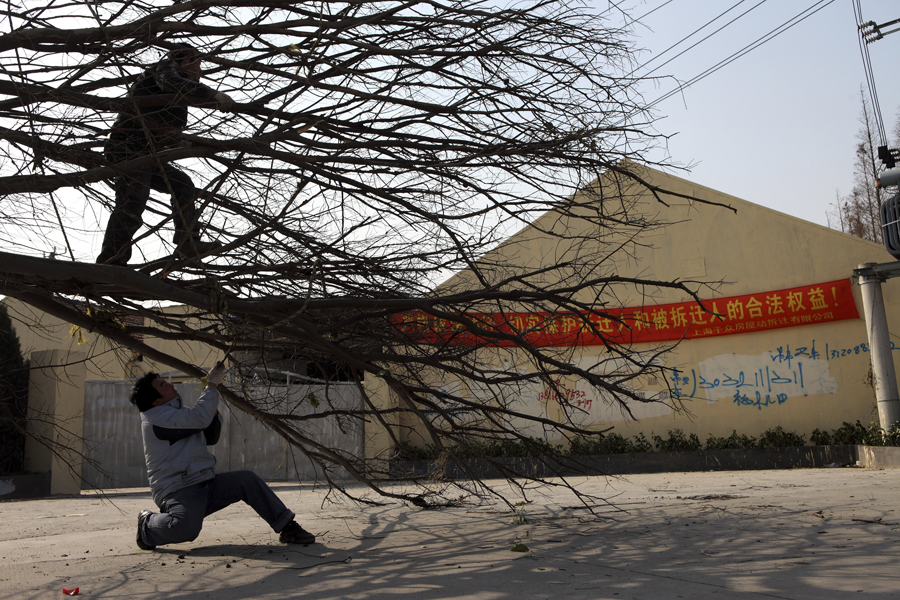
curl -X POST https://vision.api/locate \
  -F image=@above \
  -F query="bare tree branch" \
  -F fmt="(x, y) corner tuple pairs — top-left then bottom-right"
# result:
(0, 0), (721, 506)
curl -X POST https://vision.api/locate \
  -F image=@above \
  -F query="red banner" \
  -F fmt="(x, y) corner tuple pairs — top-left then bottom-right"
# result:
(396, 279), (859, 347)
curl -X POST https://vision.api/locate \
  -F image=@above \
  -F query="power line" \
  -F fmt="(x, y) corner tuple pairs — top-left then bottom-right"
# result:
(854, 0), (887, 147)
(642, 0), (837, 114)
(634, 0), (677, 23)
(608, 0), (678, 25)
(636, 0), (767, 79)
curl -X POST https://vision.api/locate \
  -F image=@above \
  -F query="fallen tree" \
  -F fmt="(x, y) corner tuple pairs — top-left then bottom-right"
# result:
(0, 0), (727, 507)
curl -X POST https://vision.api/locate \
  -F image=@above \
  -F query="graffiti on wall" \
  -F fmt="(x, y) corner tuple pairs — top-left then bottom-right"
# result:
(519, 340), (845, 426)
(434, 336), (873, 435)
(686, 350), (837, 410)
(517, 377), (673, 431)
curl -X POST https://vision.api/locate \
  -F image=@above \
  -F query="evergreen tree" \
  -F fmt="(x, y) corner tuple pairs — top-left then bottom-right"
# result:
(0, 303), (29, 475)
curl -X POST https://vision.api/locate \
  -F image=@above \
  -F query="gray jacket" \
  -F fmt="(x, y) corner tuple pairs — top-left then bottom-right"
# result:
(140, 387), (222, 506)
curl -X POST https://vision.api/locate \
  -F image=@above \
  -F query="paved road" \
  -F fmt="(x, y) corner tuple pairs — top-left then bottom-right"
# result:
(1, 468), (899, 599)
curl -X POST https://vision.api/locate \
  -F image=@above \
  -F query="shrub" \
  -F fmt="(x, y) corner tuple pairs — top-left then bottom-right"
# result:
(830, 421), (871, 445)
(885, 422), (900, 447)
(479, 437), (558, 458)
(394, 436), (566, 461)
(757, 426), (805, 448)
(604, 433), (639, 454)
(569, 434), (605, 456)
(392, 441), (440, 461)
(631, 432), (654, 453)
(809, 428), (831, 445)
(652, 429), (702, 452)
(811, 420), (900, 447)
(396, 421), (900, 463)
(705, 430), (757, 450)
(569, 432), (651, 455)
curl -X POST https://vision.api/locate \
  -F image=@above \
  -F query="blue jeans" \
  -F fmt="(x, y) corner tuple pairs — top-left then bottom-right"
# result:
(140, 470), (295, 547)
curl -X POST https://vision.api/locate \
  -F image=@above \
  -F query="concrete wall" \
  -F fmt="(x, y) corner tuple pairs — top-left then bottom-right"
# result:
(6, 297), (227, 492)
(81, 380), (363, 489)
(6, 299), (344, 491)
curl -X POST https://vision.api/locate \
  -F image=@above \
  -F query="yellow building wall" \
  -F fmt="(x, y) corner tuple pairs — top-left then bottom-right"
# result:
(5, 299), (224, 381)
(588, 166), (896, 441)
(385, 164), (900, 449)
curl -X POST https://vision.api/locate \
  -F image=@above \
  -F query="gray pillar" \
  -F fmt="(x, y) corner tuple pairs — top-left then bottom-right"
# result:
(858, 263), (900, 429)
(24, 349), (87, 495)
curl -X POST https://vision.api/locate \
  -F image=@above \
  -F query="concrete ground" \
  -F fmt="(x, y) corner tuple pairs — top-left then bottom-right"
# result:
(1, 468), (899, 599)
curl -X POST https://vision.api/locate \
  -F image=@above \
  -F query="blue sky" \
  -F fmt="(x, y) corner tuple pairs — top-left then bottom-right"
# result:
(608, 0), (900, 227)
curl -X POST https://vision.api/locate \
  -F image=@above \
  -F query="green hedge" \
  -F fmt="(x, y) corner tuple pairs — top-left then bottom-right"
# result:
(392, 426), (813, 461)
(392, 421), (900, 461)
(811, 421), (900, 447)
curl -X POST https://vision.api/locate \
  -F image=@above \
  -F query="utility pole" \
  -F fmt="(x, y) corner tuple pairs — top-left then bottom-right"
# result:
(854, 3), (900, 432)
(856, 6), (900, 169)
(855, 262), (900, 430)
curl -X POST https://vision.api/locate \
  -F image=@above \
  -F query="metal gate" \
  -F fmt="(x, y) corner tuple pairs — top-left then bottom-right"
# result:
(81, 378), (363, 490)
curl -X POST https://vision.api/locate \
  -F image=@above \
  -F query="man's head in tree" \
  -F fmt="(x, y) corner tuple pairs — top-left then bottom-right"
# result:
(166, 43), (202, 82)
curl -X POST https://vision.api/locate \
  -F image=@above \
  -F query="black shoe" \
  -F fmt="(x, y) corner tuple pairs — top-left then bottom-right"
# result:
(279, 520), (315, 545)
(136, 510), (156, 550)
(96, 254), (128, 267)
(175, 238), (222, 259)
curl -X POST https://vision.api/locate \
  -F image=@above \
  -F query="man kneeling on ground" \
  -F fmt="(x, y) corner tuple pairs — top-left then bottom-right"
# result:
(130, 362), (314, 549)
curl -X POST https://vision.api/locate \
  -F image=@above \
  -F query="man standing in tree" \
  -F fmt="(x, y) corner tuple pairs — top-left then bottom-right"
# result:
(97, 44), (234, 266)
(131, 362), (316, 549)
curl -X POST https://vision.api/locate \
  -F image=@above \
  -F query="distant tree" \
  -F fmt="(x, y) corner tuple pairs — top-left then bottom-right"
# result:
(828, 89), (889, 243)
(0, 303), (29, 475)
